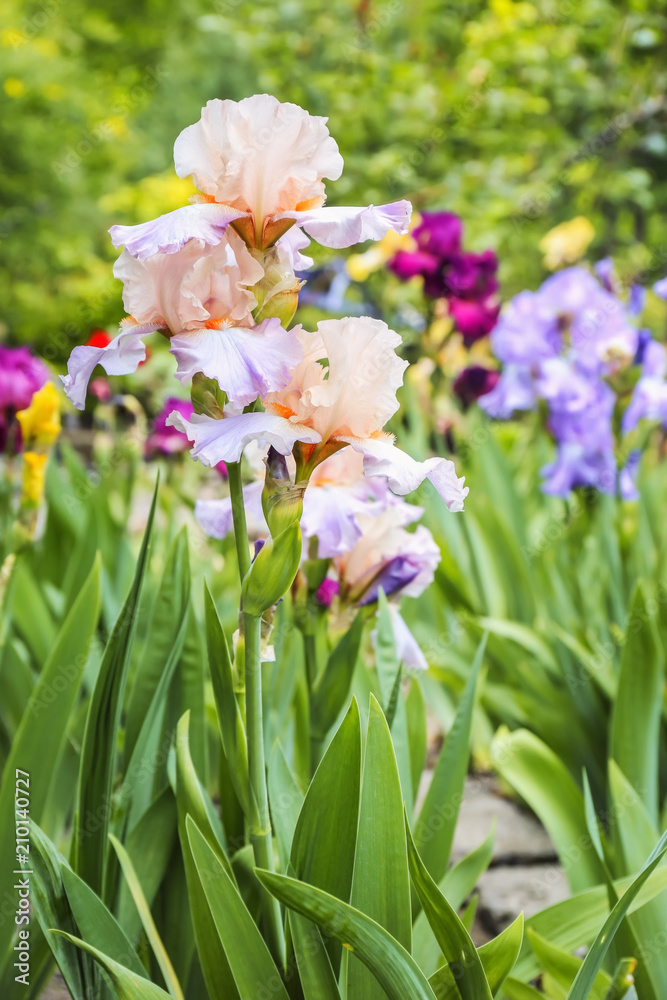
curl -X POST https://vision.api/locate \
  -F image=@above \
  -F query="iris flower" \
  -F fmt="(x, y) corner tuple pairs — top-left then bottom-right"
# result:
(109, 95), (411, 260)
(169, 316), (468, 510)
(62, 231), (302, 410)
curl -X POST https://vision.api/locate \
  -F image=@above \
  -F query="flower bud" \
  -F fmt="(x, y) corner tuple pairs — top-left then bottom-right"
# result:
(190, 372), (225, 419)
(242, 521), (302, 616)
(261, 446), (307, 536)
(250, 245), (304, 328)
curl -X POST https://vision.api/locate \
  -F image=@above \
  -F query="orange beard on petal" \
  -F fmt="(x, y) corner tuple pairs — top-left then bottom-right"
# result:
(265, 401), (297, 420)
(204, 318), (232, 329)
(294, 196), (325, 212)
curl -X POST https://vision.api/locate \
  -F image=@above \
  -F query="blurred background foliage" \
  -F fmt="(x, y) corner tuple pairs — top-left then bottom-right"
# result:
(1, 0), (667, 361)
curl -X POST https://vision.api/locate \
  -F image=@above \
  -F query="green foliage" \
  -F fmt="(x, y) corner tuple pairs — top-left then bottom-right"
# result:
(3, 0), (667, 359)
(73, 479), (157, 900)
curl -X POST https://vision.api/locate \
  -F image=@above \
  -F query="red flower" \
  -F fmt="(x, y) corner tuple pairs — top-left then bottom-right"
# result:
(86, 329), (112, 349)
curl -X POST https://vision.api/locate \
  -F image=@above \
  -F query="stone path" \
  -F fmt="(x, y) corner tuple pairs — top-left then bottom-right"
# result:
(41, 774), (567, 996)
(423, 772), (569, 945)
(43, 972), (70, 999)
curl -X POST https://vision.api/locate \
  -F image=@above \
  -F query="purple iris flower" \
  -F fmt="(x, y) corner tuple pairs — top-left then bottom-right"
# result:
(444, 249), (498, 299)
(356, 555), (423, 606)
(653, 277), (667, 300)
(536, 358), (598, 414)
(541, 444), (618, 497)
(538, 268), (637, 371)
(453, 366), (500, 409)
(594, 257), (617, 293)
(633, 328), (653, 366)
(389, 212), (499, 340)
(619, 450), (641, 502)
(389, 212), (462, 287)
(449, 297), (500, 344)
(541, 381), (617, 496)
(146, 397), (193, 456)
(411, 212), (463, 258)
(478, 365), (537, 419)
(623, 339), (667, 432)
(490, 290), (561, 366)
(315, 578), (340, 608)
(0, 344), (50, 453)
(482, 261), (651, 499)
(628, 284), (646, 317)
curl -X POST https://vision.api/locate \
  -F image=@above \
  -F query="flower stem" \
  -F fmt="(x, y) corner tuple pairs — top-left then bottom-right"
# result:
(227, 461), (284, 965)
(244, 609), (285, 967)
(227, 461), (251, 583)
(303, 631), (318, 688)
(301, 628), (323, 776)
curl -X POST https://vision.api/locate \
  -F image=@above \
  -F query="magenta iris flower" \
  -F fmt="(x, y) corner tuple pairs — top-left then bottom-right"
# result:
(453, 366), (500, 409)
(0, 345), (50, 453)
(145, 397), (194, 456)
(389, 212), (499, 344)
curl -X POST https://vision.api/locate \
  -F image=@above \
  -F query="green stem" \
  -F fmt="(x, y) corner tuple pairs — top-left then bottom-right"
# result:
(227, 461), (251, 583)
(302, 628), (323, 777)
(244, 610), (285, 967)
(227, 460), (284, 962)
(303, 631), (318, 688)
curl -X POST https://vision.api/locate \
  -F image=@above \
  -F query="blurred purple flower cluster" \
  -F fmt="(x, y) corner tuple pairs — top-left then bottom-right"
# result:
(389, 212), (499, 344)
(0, 345), (49, 454)
(475, 263), (667, 498)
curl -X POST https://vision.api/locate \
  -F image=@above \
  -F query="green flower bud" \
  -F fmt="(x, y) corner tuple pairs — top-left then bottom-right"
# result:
(261, 447), (307, 536)
(250, 245), (303, 328)
(242, 522), (302, 616)
(190, 372), (226, 419)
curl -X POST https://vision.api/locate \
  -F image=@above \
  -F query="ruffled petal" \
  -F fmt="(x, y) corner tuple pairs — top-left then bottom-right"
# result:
(301, 484), (369, 558)
(277, 226), (314, 271)
(113, 233), (262, 333)
(109, 203), (247, 260)
(298, 317), (406, 439)
(169, 318), (303, 408)
(341, 435), (468, 511)
(173, 96), (343, 218)
(372, 605), (428, 671)
(166, 409), (321, 466)
(279, 201), (412, 250)
(196, 480), (266, 538)
(61, 324), (154, 410)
